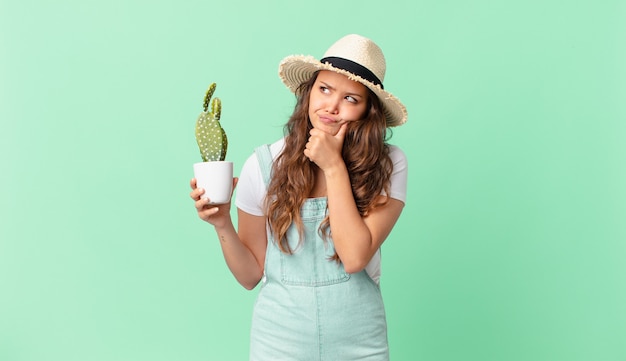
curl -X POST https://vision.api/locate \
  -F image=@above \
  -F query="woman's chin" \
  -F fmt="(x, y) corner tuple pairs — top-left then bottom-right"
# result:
(313, 124), (339, 135)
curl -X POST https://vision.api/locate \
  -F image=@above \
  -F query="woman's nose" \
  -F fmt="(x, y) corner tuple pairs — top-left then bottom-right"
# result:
(326, 96), (340, 114)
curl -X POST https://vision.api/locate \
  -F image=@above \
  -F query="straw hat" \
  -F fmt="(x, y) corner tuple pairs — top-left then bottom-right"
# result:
(279, 34), (407, 127)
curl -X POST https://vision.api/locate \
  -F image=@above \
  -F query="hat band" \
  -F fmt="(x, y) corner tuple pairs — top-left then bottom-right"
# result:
(320, 57), (384, 89)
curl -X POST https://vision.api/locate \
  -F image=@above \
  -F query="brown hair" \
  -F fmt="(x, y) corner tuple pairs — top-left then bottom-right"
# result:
(265, 71), (393, 259)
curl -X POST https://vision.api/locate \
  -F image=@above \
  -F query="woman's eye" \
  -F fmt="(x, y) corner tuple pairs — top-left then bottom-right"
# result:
(320, 86), (330, 93)
(346, 96), (357, 103)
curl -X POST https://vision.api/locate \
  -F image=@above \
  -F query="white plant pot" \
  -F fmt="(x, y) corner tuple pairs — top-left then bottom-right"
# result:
(193, 161), (234, 204)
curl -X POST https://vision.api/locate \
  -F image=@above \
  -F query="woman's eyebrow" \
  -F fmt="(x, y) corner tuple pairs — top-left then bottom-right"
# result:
(320, 81), (334, 89)
(346, 91), (364, 98)
(321, 81), (365, 98)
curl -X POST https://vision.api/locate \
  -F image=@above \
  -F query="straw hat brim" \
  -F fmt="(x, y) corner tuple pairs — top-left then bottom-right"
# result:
(279, 55), (407, 127)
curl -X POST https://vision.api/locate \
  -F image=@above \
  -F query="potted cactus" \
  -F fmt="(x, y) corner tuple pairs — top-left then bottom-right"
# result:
(193, 83), (233, 204)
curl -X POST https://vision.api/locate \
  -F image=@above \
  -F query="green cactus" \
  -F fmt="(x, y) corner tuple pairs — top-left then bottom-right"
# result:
(195, 83), (227, 162)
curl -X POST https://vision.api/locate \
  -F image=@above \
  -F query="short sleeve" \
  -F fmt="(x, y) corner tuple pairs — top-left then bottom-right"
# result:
(235, 138), (285, 216)
(387, 145), (408, 203)
(235, 152), (266, 216)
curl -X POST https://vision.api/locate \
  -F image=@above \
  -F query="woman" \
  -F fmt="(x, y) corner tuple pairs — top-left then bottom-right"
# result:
(190, 34), (408, 360)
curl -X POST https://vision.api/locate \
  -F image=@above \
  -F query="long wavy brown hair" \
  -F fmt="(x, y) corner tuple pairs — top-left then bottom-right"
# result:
(265, 71), (394, 260)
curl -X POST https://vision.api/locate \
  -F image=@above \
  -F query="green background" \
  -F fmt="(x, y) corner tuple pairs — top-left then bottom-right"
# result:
(2, 0), (625, 360)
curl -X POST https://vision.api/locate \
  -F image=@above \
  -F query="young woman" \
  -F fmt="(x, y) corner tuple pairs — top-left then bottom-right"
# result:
(190, 34), (408, 360)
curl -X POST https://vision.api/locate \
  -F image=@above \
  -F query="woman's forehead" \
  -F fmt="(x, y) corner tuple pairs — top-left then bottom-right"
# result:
(316, 70), (368, 94)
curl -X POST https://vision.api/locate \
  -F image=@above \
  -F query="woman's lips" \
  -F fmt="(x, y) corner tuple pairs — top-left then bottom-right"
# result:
(319, 115), (338, 124)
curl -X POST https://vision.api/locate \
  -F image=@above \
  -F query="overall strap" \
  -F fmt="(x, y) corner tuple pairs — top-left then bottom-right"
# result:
(254, 144), (273, 187)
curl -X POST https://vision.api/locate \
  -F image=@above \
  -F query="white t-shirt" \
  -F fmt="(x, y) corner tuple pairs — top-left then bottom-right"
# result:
(235, 138), (408, 284)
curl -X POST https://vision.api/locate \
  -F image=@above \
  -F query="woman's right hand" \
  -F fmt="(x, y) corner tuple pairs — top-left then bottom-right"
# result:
(189, 178), (238, 228)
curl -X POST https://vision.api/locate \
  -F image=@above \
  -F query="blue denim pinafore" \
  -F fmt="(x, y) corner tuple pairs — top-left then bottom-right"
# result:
(249, 144), (389, 361)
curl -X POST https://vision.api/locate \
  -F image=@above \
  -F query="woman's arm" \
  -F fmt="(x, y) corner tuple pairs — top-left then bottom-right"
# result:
(305, 124), (405, 273)
(324, 165), (404, 273)
(190, 178), (267, 290)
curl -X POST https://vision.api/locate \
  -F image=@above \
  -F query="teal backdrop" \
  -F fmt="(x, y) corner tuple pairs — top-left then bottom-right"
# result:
(1, 1), (625, 360)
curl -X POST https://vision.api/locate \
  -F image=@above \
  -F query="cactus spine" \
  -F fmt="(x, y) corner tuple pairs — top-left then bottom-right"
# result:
(195, 83), (227, 162)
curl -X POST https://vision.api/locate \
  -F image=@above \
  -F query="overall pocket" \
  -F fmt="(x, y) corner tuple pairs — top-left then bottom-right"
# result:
(280, 199), (350, 287)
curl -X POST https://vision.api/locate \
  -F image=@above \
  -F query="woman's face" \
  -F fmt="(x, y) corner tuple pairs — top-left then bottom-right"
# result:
(308, 70), (369, 135)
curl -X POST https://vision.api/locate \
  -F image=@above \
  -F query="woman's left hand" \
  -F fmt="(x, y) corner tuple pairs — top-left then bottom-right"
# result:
(304, 123), (347, 171)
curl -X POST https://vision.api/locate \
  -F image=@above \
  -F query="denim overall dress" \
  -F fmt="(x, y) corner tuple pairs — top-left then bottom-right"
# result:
(249, 144), (389, 361)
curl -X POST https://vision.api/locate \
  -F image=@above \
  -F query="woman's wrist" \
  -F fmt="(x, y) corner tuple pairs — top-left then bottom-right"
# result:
(322, 161), (348, 179)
